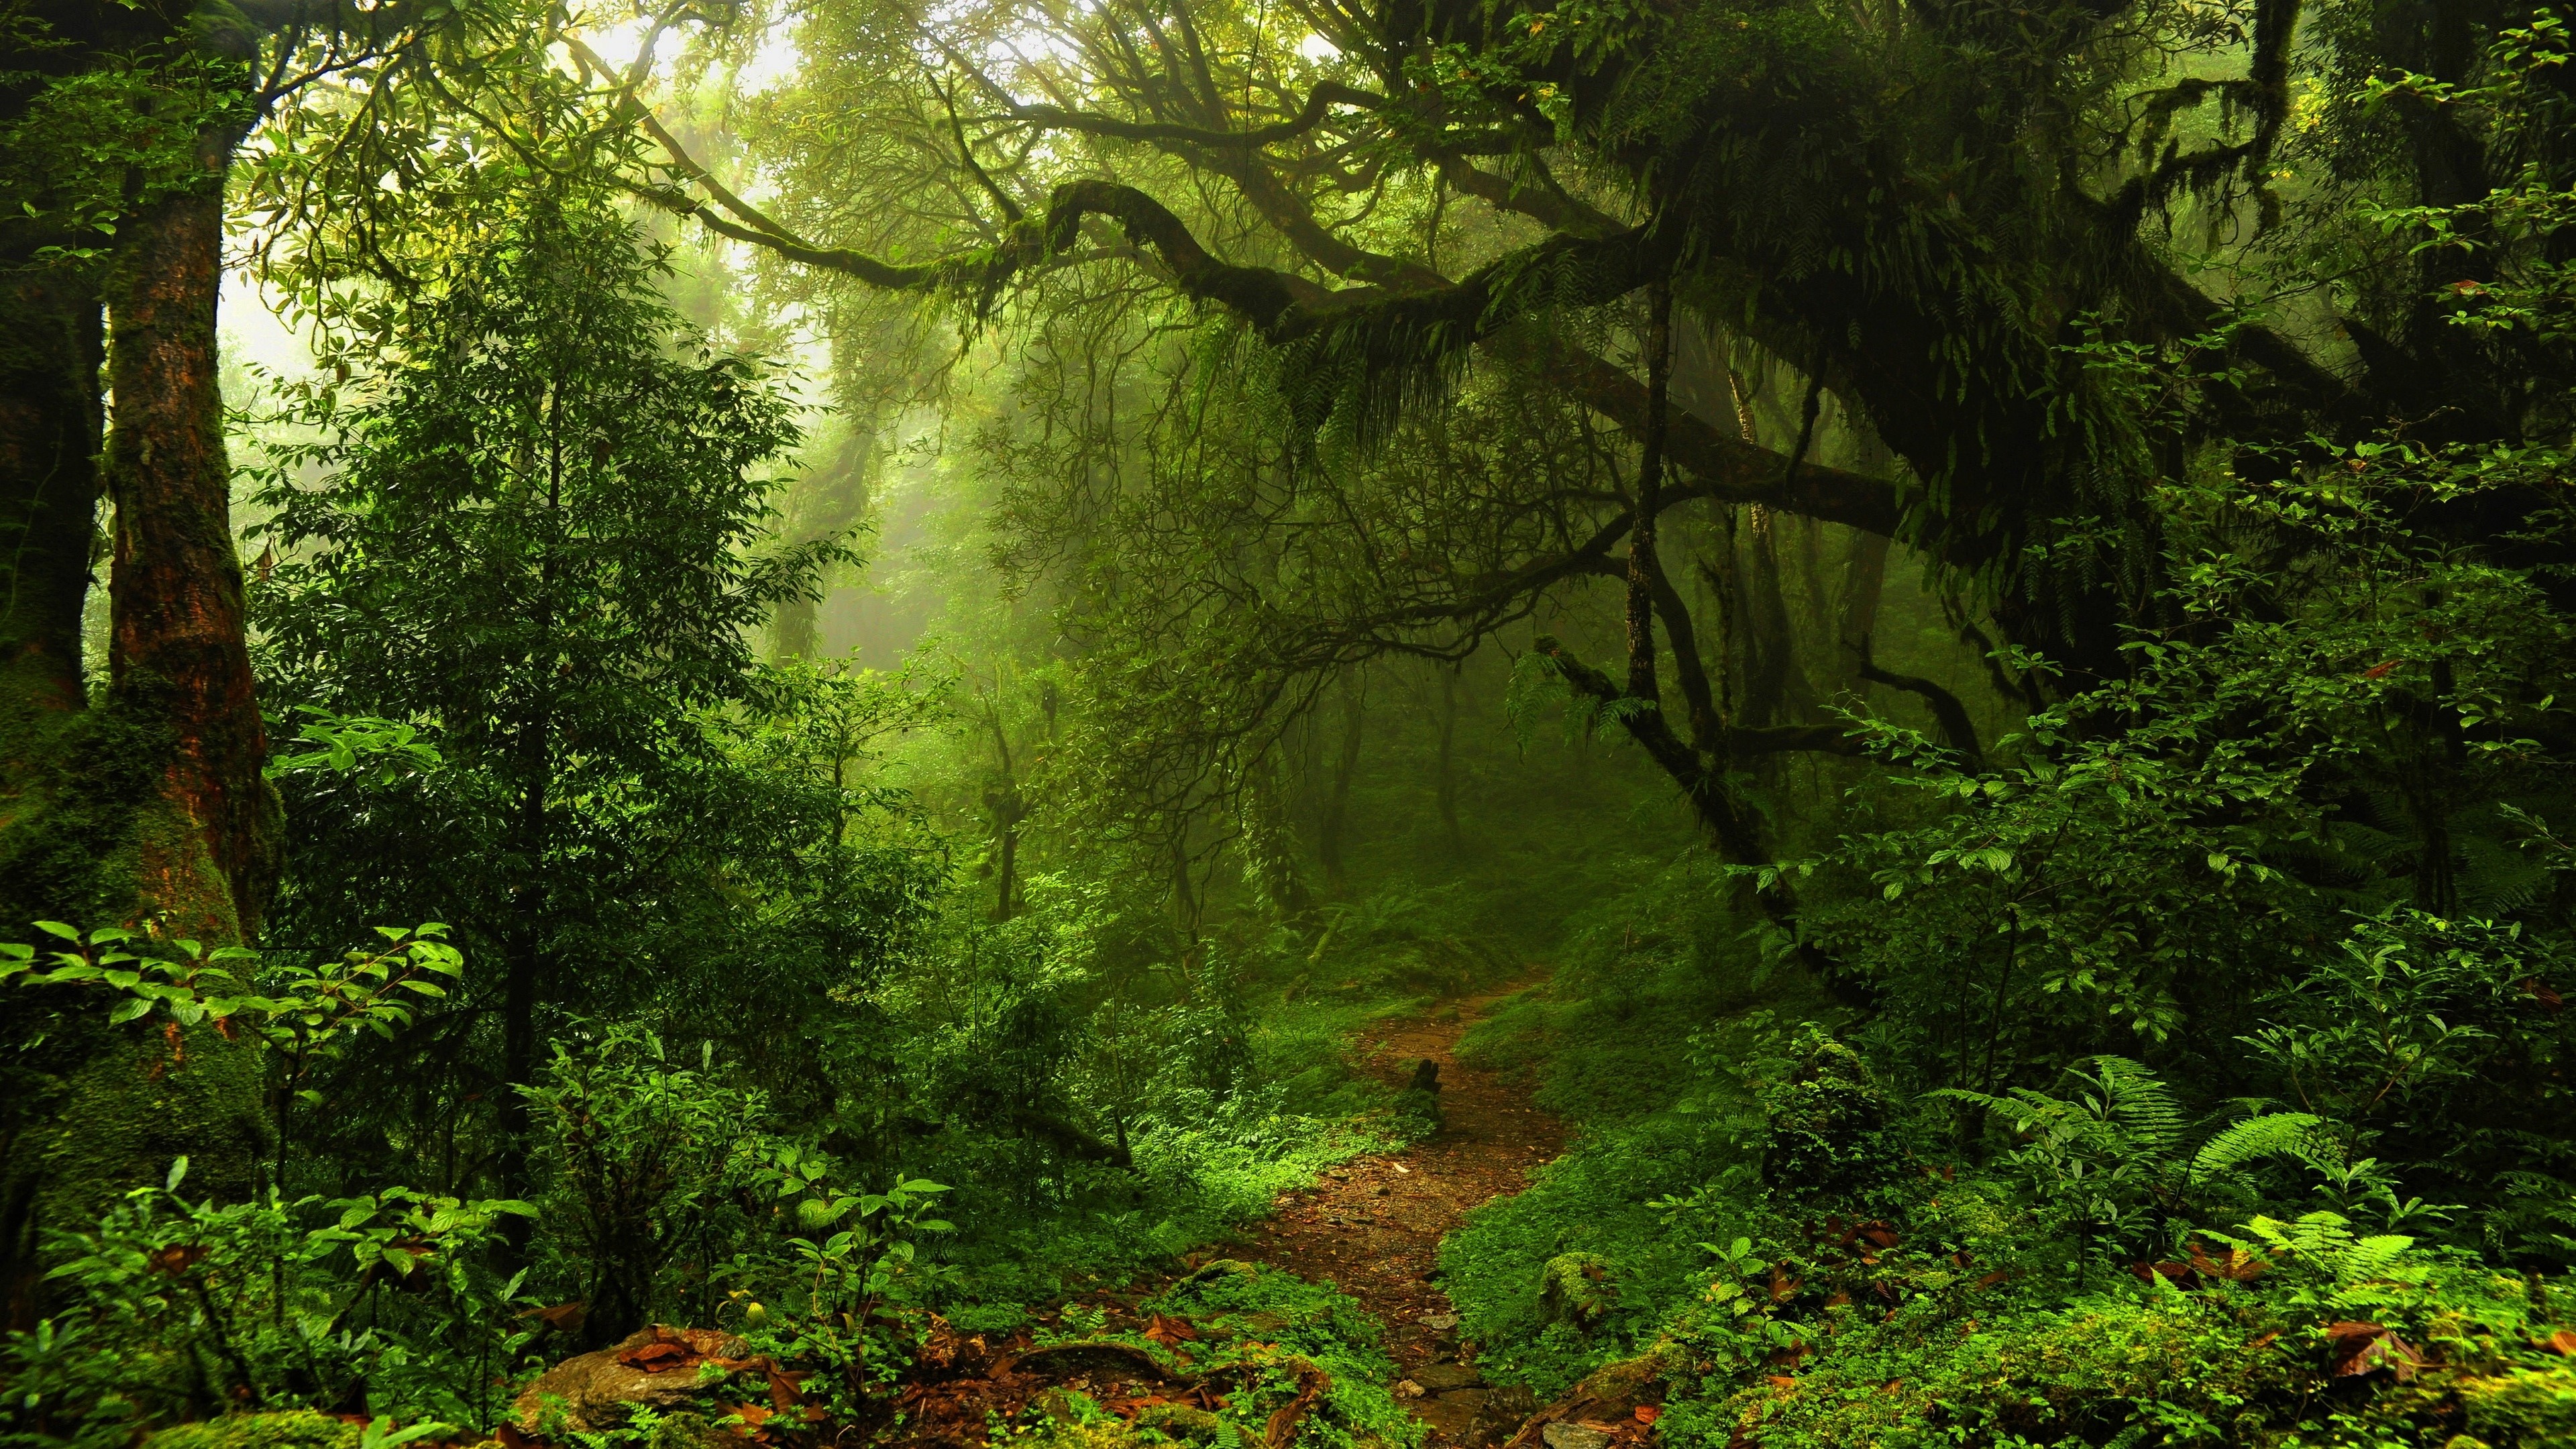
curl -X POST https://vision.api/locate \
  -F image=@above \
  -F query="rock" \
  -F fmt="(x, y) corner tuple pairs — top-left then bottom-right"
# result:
(1503, 1346), (1681, 1449)
(513, 1326), (749, 1434)
(1395, 1379), (1426, 1399)
(1419, 1311), (1462, 1332)
(1177, 1258), (1257, 1287)
(1462, 1387), (1540, 1448)
(1414, 1362), (1484, 1392)
(1542, 1425), (1615, 1449)
(1413, 1390), (1489, 1438)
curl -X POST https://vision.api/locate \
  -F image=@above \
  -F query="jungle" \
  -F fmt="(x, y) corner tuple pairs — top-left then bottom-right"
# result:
(3, 1), (2575, 1448)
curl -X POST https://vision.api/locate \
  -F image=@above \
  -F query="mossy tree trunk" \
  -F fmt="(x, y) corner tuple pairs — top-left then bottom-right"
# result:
(0, 266), (104, 717)
(0, 119), (276, 1328)
(104, 166), (280, 941)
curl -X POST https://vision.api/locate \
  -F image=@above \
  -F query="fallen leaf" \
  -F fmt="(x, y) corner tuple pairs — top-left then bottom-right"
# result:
(1635, 1405), (1661, 1425)
(2188, 1244), (2266, 1282)
(619, 1343), (694, 1374)
(518, 1301), (588, 1334)
(2540, 1329), (2576, 1356)
(2326, 1322), (2424, 1381)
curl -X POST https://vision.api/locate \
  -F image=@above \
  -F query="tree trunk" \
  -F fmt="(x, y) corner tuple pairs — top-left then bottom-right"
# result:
(1834, 529), (1892, 698)
(0, 263), (107, 1329)
(1434, 661), (1462, 857)
(103, 179), (278, 941)
(2, 153), (273, 1328)
(1318, 669), (1363, 890)
(0, 266), (104, 718)
(768, 414), (875, 660)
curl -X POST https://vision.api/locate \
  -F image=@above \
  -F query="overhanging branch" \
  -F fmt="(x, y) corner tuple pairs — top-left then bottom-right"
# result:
(994, 80), (1387, 148)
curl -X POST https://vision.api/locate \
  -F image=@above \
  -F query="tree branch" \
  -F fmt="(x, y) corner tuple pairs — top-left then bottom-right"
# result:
(994, 80), (1387, 148)
(1856, 634), (1983, 763)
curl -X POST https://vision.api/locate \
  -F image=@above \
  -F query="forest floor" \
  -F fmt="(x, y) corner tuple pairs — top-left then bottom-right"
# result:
(1232, 978), (1566, 1443)
(866, 979), (1572, 1448)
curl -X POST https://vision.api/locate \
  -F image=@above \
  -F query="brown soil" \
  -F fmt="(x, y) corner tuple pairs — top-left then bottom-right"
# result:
(1232, 979), (1566, 1443)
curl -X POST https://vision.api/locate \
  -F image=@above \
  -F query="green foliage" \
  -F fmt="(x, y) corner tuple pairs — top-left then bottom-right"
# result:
(521, 1024), (772, 1348)
(1140, 1263), (1425, 1449)
(2, 1162), (533, 1446)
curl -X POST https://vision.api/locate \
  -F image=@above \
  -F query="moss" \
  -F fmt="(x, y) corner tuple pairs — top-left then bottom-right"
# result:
(1540, 1252), (1617, 1330)
(1132, 1404), (1224, 1442)
(147, 1411), (360, 1449)
(1014, 1422), (1148, 1449)
(2461, 1361), (2576, 1447)
(1, 680), (268, 1315)
(0, 687), (169, 932)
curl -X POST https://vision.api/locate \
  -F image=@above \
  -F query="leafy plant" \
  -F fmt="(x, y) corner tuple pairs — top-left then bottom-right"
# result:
(9, 1158), (533, 1440)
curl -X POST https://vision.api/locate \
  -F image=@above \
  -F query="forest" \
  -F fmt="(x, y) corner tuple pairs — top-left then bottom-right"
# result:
(3, 0), (2575, 1446)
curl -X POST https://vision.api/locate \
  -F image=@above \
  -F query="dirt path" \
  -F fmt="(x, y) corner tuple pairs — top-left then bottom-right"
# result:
(881, 981), (1566, 1448)
(1233, 980), (1565, 1444)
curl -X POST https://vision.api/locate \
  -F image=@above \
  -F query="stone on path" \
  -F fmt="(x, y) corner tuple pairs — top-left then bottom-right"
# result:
(1414, 1362), (1483, 1391)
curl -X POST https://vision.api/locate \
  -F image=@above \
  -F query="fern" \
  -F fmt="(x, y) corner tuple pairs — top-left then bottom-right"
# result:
(2190, 1112), (2325, 1183)
(2341, 1234), (2418, 1281)
(2082, 1057), (2185, 1151)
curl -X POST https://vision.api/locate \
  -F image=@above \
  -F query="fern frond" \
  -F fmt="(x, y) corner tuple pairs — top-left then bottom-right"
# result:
(2084, 1057), (2186, 1149)
(2191, 1112), (2325, 1183)
(2341, 1234), (2417, 1281)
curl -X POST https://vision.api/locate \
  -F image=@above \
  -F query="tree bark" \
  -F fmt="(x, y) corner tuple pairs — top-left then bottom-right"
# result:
(1434, 660), (1462, 857)
(1834, 529), (1892, 700)
(3, 125), (273, 1329)
(1318, 668), (1364, 890)
(0, 266), (104, 718)
(103, 177), (278, 941)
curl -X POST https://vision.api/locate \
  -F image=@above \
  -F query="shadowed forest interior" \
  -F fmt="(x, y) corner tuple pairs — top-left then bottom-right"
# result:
(4, 2), (2576, 1448)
